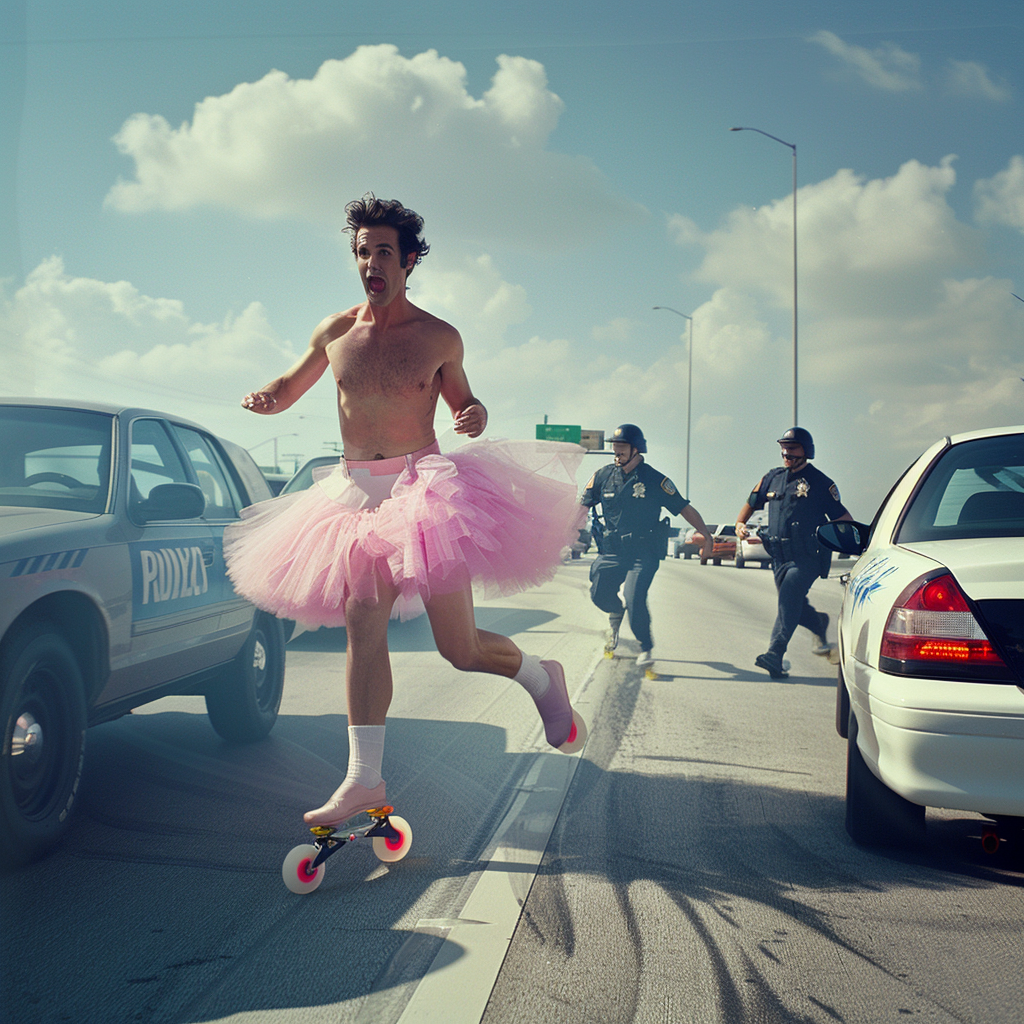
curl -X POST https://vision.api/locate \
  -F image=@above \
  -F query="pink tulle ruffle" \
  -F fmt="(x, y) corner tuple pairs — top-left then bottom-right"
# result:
(223, 438), (587, 629)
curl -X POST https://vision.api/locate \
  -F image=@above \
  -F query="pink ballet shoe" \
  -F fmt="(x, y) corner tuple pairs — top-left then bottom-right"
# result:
(534, 660), (574, 749)
(303, 779), (387, 827)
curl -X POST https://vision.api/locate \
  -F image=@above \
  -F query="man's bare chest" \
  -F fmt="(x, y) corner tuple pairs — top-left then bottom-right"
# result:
(329, 333), (441, 398)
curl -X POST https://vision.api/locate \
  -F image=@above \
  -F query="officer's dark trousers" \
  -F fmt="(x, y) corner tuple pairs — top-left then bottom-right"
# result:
(589, 550), (659, 651)
(768, 559), (823, 657)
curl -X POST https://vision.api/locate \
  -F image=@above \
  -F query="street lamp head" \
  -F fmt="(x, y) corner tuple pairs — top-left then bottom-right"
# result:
(653, 305), (692, 322)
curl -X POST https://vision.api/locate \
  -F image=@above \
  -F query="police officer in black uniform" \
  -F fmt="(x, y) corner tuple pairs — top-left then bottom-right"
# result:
(735, 427), (852, 679)
(582, 424), (713, 668)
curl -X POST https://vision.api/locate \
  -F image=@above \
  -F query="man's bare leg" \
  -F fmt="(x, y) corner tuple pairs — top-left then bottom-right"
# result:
(424, 587), (521, 676)
(303, 584), (398, 825)
(425, 587), (577, 748)
(344, 589), (399, 725)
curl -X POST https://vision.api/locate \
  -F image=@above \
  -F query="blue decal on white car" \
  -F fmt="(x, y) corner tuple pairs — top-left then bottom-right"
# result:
(850, 556), (898, 610)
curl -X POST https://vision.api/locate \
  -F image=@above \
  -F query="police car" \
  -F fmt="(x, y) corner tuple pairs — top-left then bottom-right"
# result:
(817, 425), (1024, 852)
(0, 399), (287, 867)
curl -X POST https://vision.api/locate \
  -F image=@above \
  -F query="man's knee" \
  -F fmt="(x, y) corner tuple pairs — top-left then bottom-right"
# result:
(345, 597), (392, 648)
(439, 645), (480, 673)
(433, 631), (481, 673)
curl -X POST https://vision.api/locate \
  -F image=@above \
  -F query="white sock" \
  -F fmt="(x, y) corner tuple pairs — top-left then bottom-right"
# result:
(513, 651), (551, 698)
(344, 725), (385, 789)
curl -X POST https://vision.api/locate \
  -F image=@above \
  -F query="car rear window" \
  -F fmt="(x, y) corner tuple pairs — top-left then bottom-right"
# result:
(0, 406), (114, 513)
(896, 434), (1024, 542)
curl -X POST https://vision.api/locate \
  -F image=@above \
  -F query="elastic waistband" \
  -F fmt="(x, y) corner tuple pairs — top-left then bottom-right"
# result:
(345, 440), (441, 475)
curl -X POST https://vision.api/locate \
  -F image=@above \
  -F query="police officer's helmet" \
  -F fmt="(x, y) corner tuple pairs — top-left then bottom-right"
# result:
(611, 423), (647, 453)
(776, 427), (814, 459)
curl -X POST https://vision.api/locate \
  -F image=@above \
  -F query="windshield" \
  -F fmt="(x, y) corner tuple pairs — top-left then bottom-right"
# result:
(896, 434), (1024, 543)
(280, 457), (339, 495)
(0, 406), (114, 514)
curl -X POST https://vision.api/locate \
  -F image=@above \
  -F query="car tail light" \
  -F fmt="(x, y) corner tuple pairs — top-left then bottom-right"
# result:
(880, 573), (1012, 680)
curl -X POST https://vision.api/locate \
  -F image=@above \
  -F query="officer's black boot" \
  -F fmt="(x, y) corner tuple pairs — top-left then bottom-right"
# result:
(755, 651), (789, 679)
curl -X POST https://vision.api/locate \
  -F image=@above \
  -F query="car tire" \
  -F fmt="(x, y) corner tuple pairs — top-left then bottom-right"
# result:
(205, 612), (286, 743)
(845, 708), (925, 848)
(735, 554), (745, 569)
(0, 620), (87, 869)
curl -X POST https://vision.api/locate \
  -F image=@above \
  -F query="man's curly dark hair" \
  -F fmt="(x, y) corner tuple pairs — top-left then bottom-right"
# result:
(345, 193), (430, 271)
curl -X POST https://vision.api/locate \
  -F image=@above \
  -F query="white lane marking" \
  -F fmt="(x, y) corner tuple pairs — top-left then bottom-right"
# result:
(393, 663), (604, 1024)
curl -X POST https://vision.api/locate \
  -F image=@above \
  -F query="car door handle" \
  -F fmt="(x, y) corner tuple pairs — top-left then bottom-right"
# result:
(203, 550), (214, 567)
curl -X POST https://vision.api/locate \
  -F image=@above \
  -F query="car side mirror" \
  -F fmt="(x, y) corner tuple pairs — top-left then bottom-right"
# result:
(134, 482), (206, 523)
(816, 520), (870, 556)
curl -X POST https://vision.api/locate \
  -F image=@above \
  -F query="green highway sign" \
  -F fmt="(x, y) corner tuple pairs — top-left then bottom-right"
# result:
(536, 423), (582, 444)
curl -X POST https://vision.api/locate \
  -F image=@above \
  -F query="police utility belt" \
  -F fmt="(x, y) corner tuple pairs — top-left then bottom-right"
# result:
(598, 519), (671, 559)
(764, 526), (826, 568)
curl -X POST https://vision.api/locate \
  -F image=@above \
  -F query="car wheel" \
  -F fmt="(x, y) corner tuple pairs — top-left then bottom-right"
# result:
(735, 554), (745, 569)
(712, 558), (721, 566)
(0, 620), (87, 869)
(845, 708), (925, 848)
(205, 612), (286, 742)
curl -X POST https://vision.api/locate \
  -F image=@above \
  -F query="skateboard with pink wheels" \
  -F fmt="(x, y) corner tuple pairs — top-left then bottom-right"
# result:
(282, 805), (412, 894)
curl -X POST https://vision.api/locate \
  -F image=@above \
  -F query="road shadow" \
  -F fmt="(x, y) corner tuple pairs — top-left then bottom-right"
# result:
(0, 709), (543, 1024)
(3, 657), (1017, 1024)
(613, 655), (838, 687)
(287, 606), (560, 655)
(485, 659), (1023, 1023)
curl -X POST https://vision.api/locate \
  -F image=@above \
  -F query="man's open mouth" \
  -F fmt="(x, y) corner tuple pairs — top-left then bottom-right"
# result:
(368, 276), (386, 294)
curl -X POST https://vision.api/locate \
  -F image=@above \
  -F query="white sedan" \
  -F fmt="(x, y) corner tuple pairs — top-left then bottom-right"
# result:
(817, 424), (1024, 852)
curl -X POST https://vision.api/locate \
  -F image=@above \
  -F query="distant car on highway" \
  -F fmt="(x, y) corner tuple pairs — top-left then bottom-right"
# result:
(261, 471), (291, 496)
(0, 398), (287, 868)
(817, 424), (1024, 853)
(692, 524), (736, 565)
(673, 523), (736, 564)
(280, 455), (340, 495)
(672, 525), (701, 559)
(735, 513), (771, 569)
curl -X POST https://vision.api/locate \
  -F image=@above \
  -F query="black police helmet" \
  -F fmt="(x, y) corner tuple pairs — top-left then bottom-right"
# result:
(611, 423), (647, 453)
(776, 426), (814, 459)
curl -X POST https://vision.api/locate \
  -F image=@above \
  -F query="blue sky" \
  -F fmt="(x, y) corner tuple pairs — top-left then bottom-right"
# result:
(2, 1), (1022, 520)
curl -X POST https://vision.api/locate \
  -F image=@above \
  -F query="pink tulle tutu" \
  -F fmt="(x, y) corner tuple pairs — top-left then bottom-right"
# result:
(223, 438), (587, 629)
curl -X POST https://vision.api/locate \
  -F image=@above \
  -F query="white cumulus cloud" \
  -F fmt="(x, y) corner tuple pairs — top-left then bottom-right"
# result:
(974, 155), (1024, 233)
(667, 159), (1024, 514)
(104, 46), (644, 249)
(674, 157), (977, 317)
(409, 253), (531, 354)
(0, 257), (307, 444)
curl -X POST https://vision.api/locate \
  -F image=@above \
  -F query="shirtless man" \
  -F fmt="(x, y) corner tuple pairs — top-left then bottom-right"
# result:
(228, 195), (586, 828)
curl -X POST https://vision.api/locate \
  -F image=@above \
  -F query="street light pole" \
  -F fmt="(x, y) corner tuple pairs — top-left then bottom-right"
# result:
(247, 433), (298, 472)
(731, 126), (798, 425)
(653, 306), (693, 497)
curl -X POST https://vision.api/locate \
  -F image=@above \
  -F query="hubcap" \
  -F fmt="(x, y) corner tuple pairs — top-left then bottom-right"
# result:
(12, 713), (44, 764)
(252, 637), (267, 673)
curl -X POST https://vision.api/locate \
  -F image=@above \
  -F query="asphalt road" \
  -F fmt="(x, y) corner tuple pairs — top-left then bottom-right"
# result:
(2, 554), (1022, 1024)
